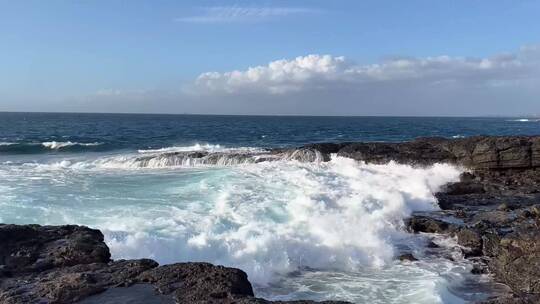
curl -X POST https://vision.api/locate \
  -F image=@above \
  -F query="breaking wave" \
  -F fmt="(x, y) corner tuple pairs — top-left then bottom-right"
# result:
(0, 142), (488, 303)
(507, 118), (540, 122)
(22, 146), (325, 170)
(100, 158), (464, 302)
(0, 141), (104, 154)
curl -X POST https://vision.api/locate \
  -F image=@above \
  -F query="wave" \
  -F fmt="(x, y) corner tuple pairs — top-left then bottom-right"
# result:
(21, 146), (325, 170)
(507, 118), (540, 122)
(0, 149), (480, 302)
(137, 143), (263, 154)
(41, 141), (103, 149)
(98, 159), (463, 301)
(0, 141), (104, 154)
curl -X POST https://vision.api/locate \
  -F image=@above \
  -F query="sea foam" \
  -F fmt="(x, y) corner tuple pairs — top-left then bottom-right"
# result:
(0, 149), (471, 302)
(41, 141), (103, 149)
(101, 157), (461, 284)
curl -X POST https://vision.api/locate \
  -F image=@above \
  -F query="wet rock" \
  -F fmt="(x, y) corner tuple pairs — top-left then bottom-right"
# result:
(137, 262), (254, 303)
(0, 224), (351, 304)
(456, 228), (483, 257)
(0, 224), (110, 275)
(484, 226), (540, 294)
(398, 253), (418, 262)
(286, 136), (540, 302)
(443, 181), (485, 195)
(299, 136), (540, 171)
(406, 216), (456, 234)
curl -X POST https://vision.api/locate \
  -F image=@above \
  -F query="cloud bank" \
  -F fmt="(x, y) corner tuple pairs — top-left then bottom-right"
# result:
(67, 45), (540, 116)
(180, 45), (540, 116)
(194, 48), (539, 95)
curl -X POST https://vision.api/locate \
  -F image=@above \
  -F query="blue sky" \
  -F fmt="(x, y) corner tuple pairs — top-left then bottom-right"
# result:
(1, 0), (539, 115)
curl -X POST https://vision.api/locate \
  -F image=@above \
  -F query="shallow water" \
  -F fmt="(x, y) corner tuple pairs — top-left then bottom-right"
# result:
(1, 113), (538, 303)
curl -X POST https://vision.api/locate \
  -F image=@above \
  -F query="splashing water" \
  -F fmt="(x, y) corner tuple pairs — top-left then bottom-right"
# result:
(0, 144), (495, 303)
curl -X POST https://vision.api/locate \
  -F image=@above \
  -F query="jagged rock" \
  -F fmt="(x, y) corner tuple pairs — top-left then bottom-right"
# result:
(398, 253), (418, 262)
(0, 224), (110, 275)
(0, 224), (351, 304)
(483, 225), (540, 294)
(137, 263), (254, 303)
(456, 228), (483, 257)
(406, 216), (456, 234)
(296, 136), (540, 170)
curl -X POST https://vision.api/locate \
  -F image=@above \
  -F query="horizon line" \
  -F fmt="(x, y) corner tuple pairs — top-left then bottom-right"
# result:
(0, 110), (536, 118)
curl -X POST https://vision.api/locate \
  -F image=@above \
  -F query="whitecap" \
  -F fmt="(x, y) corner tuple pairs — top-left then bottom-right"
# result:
(41, 141), (103, 149)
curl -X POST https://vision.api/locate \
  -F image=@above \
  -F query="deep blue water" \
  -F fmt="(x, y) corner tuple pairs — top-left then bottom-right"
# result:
(1, 112), (539, 154)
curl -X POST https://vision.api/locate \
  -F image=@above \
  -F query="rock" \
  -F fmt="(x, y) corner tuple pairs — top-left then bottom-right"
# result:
(137, 263), (254, 303)
(497, 203), (510, 211)
(443, 181), (485, 195)
(0, 224), (110, 275)
(281, 136), (540, 303)
(0, 224), (351, 304)
(293, 136), (540, 170)
(484, 225), (540, 294)
(427, 241), (440, 248)
(470, 264), (487, 275)
(406, 216), (456, 234)
(398, 253), (418, 262)
(456, 228), (483, 257)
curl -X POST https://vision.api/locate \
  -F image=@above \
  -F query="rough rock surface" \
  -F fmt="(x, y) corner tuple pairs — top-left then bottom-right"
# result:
(295, 136), (540, 171)
(0, 224), (349, 304)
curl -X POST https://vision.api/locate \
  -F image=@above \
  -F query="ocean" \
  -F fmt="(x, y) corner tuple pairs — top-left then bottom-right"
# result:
(1, 112), (540, 303)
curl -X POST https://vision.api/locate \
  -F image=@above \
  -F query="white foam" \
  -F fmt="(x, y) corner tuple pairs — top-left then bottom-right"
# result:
(21, 147), (324, 170)
(41, 141), (103, 149)
(507, 118), (539, 122)
(101, 157), (461, 285)
(138, 143), (263, 154)
(0, 142), (15, 146)
(1, 152), (474, 302)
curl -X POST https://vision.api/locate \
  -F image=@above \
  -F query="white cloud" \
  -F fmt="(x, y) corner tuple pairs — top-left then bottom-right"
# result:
(176, 6), (318, 23)
(193, 48), (539, 95)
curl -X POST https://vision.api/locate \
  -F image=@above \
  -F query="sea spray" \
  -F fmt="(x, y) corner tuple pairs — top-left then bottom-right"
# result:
(97, 157), (461, 281)
(0, 148), (475, 303)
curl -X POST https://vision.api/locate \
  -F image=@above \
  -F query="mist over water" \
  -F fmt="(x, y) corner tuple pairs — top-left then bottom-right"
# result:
(2, 113), (538, 303)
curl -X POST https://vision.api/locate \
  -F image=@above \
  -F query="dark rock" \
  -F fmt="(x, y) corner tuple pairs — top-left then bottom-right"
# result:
(398, 253), (418, 262)
(0, 224), (351, 304)
(293, 136), (540, 170)
(471, 263), (488, 275)
(0, 224), (110, 276)
(484, 226), (540, 294)
(406, 216), (456, 234)
(456, 228), (483, 257)
(137, 262), (254, 303)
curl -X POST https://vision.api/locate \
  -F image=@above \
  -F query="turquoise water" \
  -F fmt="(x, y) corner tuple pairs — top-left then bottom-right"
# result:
(1, 113), (537, 303)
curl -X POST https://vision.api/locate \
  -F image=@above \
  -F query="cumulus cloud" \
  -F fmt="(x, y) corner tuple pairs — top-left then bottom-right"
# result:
(182, 45), (540, 116)
(193, 48), (539, 95)
(176, 6), (318, 23)
(61, 46), (539, 116)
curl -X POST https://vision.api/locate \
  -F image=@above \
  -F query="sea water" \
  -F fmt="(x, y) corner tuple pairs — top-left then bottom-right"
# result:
(1, 113), (539, 303)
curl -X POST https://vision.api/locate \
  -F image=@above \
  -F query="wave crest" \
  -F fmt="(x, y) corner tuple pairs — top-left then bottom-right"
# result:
(0, 141), (104, 154)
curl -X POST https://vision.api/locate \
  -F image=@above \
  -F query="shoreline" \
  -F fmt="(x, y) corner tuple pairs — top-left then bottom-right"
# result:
(1, 135), (539, 303)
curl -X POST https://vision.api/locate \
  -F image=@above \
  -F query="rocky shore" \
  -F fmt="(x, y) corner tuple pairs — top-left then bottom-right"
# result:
(294, 136), (540, 304)
(1, 135), (539, 303)
(0, 224), (349, 304)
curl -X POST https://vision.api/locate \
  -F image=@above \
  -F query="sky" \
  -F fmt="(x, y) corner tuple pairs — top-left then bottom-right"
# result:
(1, 0), (539, 116)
